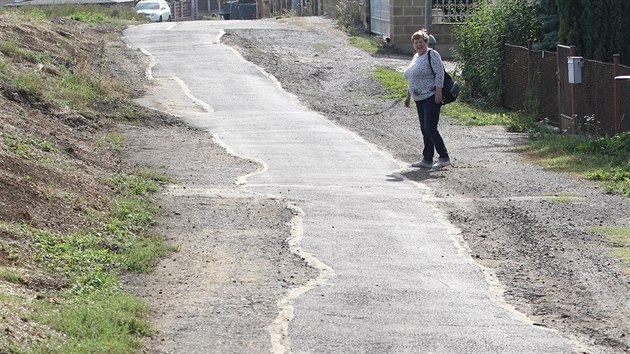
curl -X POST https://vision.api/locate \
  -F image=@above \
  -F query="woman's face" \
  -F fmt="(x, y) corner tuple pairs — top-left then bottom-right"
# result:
(413, 38), (427, 53)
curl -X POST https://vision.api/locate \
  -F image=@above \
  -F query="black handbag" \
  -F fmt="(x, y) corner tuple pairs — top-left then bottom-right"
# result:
(428, 49), (459, 105)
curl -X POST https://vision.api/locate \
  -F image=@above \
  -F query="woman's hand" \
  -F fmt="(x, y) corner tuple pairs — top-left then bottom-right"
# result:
(435, 87), (443, 105)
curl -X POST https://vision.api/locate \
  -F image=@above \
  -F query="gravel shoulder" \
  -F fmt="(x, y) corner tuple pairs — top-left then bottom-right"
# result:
(218, 16), (630, 353)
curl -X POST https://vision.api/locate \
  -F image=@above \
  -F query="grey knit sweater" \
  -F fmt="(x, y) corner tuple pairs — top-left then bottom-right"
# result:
(403, 49), (445, 102)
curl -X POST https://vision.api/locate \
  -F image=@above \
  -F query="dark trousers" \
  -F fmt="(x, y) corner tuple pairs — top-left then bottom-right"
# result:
(415, 95), (449, 161)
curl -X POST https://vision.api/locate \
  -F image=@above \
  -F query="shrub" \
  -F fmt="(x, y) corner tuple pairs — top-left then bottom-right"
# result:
(453, 0), (541, 107)
(336, 0), (363, 34)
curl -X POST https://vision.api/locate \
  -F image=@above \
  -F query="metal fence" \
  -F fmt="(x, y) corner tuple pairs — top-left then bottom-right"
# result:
(169, 0), (195, 20)
(431, 0), (476, 24)
(502, 42), (630, 136)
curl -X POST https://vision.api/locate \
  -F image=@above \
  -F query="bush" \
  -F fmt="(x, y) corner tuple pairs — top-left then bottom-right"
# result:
(336, 0), (363, 34)
(453, 0), (541, 107)
(576, 132), (630, 159)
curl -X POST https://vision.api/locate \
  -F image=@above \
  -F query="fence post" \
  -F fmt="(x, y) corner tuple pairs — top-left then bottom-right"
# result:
(613, 54), (620, 135)
(570, 46), (577, 133)
(500, 35), (506, 107)
(527, 39), (532, 87)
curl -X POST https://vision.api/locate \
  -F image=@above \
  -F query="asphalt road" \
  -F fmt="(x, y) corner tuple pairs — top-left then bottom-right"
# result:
(123, 21), (576, 353)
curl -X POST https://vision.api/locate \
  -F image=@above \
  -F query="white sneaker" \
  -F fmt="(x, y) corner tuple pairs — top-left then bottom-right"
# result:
(432, 159), (451, 169)
(411, 159), (433, 169)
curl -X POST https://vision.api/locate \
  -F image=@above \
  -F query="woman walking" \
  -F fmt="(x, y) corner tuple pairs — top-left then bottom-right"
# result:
(403, 29), (451, 169)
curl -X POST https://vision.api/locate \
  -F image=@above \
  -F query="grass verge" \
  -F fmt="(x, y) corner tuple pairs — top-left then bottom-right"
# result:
(348, 34), (398, 55)
(523, 132), (630, 196)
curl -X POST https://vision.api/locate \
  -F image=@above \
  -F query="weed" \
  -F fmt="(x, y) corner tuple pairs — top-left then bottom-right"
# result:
(576, 114), (602, 138)
(21, 4), (143, 24)
(61, 73), (99, 102)
(70, 11), (106, 25)
(2, 133), (31, 157)
(441, 101), (535, 128)
(575, 132), (629, 159)
(348, 34), (399, 56)
(590, 226), (630, 265)
(123, 233), (176, 273)
(33, 290), (151, 353)
(545, 196), (579, 203)
(134, 168), (178, 185)
(587, 168), (630, 196)
(0, 267), (26, 284)
(1, 133), (60, 158)
(0, 40), (49, 64)
(5, 72), (45, 99)
(110, 174), (160, 195)
(98, 132), (125, 151)
(0, 8), (169, 352)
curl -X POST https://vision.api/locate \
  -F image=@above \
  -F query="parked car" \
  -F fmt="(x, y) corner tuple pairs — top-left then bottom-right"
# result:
(135, 0), (171, 22)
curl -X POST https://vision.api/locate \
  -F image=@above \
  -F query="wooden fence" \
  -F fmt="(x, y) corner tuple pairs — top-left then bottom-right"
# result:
(502, 41), (630, 136)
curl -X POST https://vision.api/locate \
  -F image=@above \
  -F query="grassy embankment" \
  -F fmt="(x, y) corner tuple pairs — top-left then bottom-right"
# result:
(0, 5), (177, 353)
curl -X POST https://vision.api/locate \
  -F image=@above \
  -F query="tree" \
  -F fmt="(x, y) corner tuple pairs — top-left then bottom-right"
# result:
(556, 0), (630, 65)
(534, 0), (559, 51)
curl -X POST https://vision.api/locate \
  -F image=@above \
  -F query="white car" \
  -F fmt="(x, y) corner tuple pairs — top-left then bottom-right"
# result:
(135, 0), (172, 22)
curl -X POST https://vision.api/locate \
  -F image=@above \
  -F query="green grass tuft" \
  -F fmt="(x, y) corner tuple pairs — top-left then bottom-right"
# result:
(590, 226), (630, 265)
(372, 67), (407, 99)
(33, 290), (152, 353)
(0, 267), (26, 284)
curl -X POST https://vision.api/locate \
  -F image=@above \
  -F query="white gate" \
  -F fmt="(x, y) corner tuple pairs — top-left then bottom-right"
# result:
(370, 0), (390, 37)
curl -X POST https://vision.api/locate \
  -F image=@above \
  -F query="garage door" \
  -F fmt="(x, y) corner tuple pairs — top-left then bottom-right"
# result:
(370, 0), (390, 37)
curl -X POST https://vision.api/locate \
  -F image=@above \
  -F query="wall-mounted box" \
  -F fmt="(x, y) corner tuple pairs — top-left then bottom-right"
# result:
(568, 56), (583, 84)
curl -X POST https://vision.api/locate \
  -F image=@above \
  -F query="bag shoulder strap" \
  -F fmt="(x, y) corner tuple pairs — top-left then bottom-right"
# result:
(427, 49), (436, 77)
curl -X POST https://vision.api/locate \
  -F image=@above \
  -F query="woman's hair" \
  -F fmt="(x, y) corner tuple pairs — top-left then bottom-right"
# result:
(411, 29), (429, 42)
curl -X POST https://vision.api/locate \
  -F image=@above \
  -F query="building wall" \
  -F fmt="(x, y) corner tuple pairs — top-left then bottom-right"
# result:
(390, 0), (426, 54)
(318, 0), (457, 59)
(390, 0), (456, 59)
